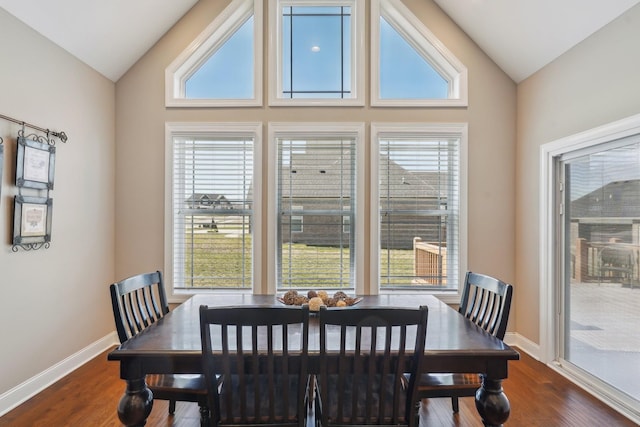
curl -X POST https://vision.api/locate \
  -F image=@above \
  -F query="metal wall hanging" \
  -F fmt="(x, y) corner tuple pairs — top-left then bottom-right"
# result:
(0, 113), (67, 252)
(16, 135), (56, 190)
(0, 137), (4, 200)
(12, 195), (52, 250)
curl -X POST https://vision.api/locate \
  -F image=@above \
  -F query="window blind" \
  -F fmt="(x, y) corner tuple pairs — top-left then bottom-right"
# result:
(378, 137), (459, 289)
(277, 138), (356, 289)
(172, 137), (254, 289)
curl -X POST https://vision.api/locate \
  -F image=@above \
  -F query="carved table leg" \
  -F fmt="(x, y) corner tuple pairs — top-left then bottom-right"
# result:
(474, 375), (510, 427)
(116, 378), (153, 427)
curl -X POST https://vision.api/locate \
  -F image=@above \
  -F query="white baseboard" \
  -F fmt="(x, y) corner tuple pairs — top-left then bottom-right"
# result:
(504, 332), (540, 360)
(0, 332), (120, 417)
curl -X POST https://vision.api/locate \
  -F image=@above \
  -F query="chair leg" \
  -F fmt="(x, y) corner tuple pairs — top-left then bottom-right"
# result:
(451, 397), (459, 413)
(169, 399), (176, 414)
(199, 404), (210, 427)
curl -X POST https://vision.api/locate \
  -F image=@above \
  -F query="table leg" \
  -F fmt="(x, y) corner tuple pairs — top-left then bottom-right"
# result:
(116, 378), (153, 427)
(474, 375), (510, 427)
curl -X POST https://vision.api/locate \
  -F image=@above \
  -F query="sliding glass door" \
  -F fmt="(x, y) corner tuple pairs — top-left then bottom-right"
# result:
(557, 135), (640, 408)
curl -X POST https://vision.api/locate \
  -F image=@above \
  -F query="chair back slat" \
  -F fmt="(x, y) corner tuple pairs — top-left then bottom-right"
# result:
(318, 306), (428, 426)
(110, 271), (168, 343)
(459, 271), (513, 339)
(199, 305), (309, 427)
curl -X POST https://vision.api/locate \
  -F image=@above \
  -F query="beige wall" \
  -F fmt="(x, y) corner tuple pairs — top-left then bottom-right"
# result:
(115, 0), (516, 297)
(0, 9), (116, 396)
(516, 4), (640, 343)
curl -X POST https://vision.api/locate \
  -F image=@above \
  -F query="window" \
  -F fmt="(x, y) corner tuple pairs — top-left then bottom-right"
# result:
(166, 123), (262, 293)
(165, 0), (262, 107)
(267, 123), (365, 293)
(541, 113), (640, 419)
(370, 0), (468, 107)
(269, 0), (365, 106)
(371, 123), (466, 291)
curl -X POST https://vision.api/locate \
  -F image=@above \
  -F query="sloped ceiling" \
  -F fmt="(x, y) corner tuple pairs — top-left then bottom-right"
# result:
(0, 0), (638, 83)
(0, 0), (199, 81)
(432, 0), (640, 82)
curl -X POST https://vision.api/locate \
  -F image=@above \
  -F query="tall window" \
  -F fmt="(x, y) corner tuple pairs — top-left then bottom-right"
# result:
(277, 138), (355, 289)
(168, 123), (261, 292)
(269, 0), (365, 106)
(268, 123), (365, 293)
(372, 124), (465, 291)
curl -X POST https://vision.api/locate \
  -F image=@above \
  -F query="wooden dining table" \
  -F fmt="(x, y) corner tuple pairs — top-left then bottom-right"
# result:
(108, 294), (519, 427)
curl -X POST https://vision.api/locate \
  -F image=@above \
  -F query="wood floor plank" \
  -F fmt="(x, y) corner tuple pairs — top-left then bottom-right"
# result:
(0, 347), (636, 426)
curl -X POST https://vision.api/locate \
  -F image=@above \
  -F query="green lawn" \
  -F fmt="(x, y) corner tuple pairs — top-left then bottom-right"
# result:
(181, 225), (416, 289)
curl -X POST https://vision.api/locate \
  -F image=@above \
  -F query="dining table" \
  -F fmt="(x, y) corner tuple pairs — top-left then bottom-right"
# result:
(108, 293), (520, 427)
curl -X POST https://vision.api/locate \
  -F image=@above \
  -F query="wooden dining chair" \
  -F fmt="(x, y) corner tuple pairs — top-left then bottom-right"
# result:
(316, 305), (429, 427)
(412, 271), (513, 414)
(110, 271), (209, 424)
(199, 304), (310, 427)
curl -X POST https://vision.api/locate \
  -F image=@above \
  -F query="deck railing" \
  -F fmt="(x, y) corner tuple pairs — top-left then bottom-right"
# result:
(573, 238), (639, 287)
(413, 237), (446, 285)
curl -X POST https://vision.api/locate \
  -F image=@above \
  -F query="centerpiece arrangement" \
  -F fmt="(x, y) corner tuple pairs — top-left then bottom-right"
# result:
(278, 290), (362, 311)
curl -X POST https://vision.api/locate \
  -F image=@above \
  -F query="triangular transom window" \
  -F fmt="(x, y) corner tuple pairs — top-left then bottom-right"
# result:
(371, 0), (467, 107)
(165, 0), (262, 107)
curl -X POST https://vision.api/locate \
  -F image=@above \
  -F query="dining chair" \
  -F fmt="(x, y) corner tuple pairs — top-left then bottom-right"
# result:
(412, 271), (513, 414)
(110, 271), (210, 425)
(199, 304), (310, 427)
(316, 305), (429, 427)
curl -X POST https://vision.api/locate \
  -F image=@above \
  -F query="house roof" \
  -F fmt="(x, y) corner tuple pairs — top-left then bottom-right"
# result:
(0, 0), (638, 82)
(279, 151), (446, 199)
(571, 179), (640, 218)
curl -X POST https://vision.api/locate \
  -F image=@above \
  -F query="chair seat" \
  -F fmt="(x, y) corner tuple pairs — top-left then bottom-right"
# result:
(320, 374), (408, 425)
(146, 374), (208, 404)
(416, 373), (481, 392)
(147, 374), (207, 395)
(217, 374), (303, 424)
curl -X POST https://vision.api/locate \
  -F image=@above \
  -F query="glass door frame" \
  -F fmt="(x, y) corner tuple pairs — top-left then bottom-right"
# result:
(540, 113), (640, 423)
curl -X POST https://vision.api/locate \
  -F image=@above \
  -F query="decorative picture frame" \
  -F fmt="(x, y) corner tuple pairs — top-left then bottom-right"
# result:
(0, 138), (4, 199)
(13, 195), (53, 248)
(16, 136), (56, 190)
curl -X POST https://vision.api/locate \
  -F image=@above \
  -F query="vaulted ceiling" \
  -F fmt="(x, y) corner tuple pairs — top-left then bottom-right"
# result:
(0, 0), (638, 83)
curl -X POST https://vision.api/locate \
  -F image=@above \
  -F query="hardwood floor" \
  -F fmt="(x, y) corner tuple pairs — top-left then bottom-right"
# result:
(0, 347), (636, 426)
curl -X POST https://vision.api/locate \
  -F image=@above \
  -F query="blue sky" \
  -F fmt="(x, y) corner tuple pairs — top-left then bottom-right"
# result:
(185, 6), (448, 100)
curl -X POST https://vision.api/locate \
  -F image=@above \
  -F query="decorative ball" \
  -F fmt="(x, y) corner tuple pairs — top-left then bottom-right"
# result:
(307, 290), (318, 299)
(308, 296), (324, 312)
(333, 291), (348, 300)
(336, 300), (347, 307)
(283, 290), (298, 305)
(317, 290), (329, 302)
(293, 295), (308, 306)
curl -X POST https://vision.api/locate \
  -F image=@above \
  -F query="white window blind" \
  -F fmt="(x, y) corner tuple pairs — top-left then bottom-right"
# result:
(277, 138), (356, 289)
(172, 136), (254, 289)
(378, 137), (460, 289)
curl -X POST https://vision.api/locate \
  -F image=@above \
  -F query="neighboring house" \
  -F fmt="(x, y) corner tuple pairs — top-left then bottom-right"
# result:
(277, 151), (447, 249)
(185, 193), (233, 210)
(570, 180), (640, 283)
(570, 180), (640, 244)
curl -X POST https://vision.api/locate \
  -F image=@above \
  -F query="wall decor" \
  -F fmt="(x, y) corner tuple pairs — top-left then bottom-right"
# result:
(16, 135), (55, 190)
(0, 137), (4, 199)
(12, 195), (52, 251)
(0, 113), (67, 252)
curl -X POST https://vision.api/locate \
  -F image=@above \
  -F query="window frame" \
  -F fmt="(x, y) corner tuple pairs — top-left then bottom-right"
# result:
(267, 122), (366, 294)
(165, 0), (263, 108)
(370, 0), (468, 107)
(268, 0), (365, 107)
(370, 122), (468, 303)
(165, 122), (263, 301)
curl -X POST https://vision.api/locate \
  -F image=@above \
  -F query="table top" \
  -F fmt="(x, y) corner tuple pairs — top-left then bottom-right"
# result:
(109, 294), (518, 377)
